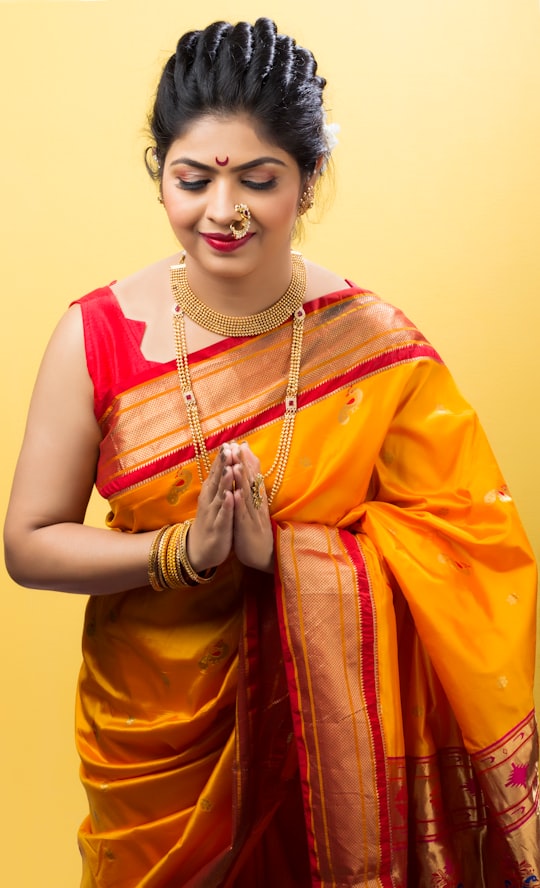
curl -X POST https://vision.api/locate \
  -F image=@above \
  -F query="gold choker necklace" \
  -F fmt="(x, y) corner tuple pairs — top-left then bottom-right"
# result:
(171, 252), (307, 504)
(170, 251), (306, 337)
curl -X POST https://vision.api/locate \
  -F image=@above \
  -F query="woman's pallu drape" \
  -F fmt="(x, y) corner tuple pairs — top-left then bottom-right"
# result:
(73, 282), (539, 887)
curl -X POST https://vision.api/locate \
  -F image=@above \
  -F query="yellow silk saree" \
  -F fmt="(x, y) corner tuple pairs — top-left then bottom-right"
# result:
(74, 281), (538, 887)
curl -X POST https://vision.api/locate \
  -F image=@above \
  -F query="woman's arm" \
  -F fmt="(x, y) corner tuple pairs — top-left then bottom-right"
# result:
(4, 305), (155, 595)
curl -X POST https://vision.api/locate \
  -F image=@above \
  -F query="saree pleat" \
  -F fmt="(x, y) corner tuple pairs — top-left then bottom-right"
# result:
(74, 284), (538, 887)
(274, 523), (406, 885)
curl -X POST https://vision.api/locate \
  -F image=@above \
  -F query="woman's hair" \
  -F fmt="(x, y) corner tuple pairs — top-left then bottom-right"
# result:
(147, 18), (327, 180)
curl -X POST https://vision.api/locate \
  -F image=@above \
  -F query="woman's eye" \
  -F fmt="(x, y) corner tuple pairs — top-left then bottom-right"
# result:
(243, 178), (277, 191)
(174, 177), (277, 192)
(176, 179), (209, 191)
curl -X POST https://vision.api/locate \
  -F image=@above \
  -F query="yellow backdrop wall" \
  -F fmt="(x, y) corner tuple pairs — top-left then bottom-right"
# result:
(1, 1), (538, 885)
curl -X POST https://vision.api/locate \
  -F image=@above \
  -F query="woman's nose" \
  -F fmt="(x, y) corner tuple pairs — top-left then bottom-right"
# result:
(206, 182), (237, 226)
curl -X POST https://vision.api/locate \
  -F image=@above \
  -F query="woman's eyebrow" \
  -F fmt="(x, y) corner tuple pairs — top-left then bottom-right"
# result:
(168, 156), (287, 171)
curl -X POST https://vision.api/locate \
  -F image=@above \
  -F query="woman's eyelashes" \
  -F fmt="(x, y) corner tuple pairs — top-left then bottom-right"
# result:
(243, 177), (278, 191)
(175, 178), (210, 191)
(175, 177), (278, 192)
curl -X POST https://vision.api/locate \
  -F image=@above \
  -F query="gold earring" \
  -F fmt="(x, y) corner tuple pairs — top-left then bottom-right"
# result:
(229, 203), (252, 239)
(297, 184), (315, 216)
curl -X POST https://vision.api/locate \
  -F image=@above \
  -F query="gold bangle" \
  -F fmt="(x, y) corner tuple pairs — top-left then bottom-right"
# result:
(171, 522), (195, 586)
(148, 525), (171, 592)
(175, 521), (198, 585)
(156, 524), (175, 589)
(162, 523), (196, 589)
(164, 523), (190, 587)
(149, 522), (217, 591)
(177, 521), (216, 585)
(158, 524), (178, 588)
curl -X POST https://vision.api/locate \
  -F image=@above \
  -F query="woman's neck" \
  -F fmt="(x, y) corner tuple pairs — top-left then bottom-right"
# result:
(181, 249), (296, 317)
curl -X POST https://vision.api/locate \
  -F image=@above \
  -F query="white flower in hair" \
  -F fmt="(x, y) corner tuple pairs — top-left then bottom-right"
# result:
(321, 116), (340, 171)
(324, 121), (340, 153)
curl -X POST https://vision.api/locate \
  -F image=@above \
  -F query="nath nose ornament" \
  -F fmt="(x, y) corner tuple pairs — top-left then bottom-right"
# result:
(229, 203), (251, 240)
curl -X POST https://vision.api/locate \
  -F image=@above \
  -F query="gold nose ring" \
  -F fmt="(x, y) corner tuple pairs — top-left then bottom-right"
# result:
(229, 204), (251, 240)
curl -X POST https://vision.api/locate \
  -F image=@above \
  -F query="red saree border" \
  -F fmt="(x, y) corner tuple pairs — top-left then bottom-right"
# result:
(274, 522), (401, 886)
(340, 529), (395, 881)
(103, 340), (440, 500)
(273, 526), (319, 880)
(83, 285), (370, 417)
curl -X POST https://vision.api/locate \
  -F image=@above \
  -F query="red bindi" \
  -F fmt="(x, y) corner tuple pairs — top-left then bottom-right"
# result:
(215, 156), (229, 166)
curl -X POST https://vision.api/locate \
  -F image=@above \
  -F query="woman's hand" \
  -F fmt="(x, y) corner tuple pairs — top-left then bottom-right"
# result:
(186, 441), (274, 575)
(229, 442), (274, 573)
(186, 445), (235, 573)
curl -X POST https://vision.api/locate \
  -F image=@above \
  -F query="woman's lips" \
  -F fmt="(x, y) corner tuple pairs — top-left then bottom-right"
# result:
(200, 232), (254, 252)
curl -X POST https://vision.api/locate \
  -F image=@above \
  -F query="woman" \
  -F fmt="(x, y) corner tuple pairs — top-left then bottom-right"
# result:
(4, 17), (539, 888)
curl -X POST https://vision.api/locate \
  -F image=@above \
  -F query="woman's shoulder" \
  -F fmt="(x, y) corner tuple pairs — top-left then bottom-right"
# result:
(304, 258), (432, 344)
(305, 259), (351, 301)
(110, 254), (177, 316)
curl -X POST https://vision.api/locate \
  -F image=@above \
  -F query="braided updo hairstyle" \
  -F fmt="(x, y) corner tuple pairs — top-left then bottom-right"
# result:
(147, 18), (327, 181)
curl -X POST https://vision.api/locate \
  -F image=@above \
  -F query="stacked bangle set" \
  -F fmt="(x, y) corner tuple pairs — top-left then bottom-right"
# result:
(148, 521), (216, 591)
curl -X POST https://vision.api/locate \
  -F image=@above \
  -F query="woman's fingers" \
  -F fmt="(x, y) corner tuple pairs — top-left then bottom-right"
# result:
(229, 442), (269, 516)
(187, 446), (235, 571)
(199, 444), (233, 504)
(229, 444), (274, 572)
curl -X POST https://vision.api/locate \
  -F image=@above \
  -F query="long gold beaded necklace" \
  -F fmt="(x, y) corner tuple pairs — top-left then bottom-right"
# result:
(170, 251), (306, 505)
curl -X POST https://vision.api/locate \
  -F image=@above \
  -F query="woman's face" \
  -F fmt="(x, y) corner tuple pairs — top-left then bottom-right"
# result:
(160, 113), (305, 279)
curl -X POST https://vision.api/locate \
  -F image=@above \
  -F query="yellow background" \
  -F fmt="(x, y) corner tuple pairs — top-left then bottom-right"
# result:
(1, 1), (539, 885)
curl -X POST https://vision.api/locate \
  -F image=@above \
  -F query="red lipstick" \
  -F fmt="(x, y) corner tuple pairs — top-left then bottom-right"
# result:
(200, 232), (254, 253)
